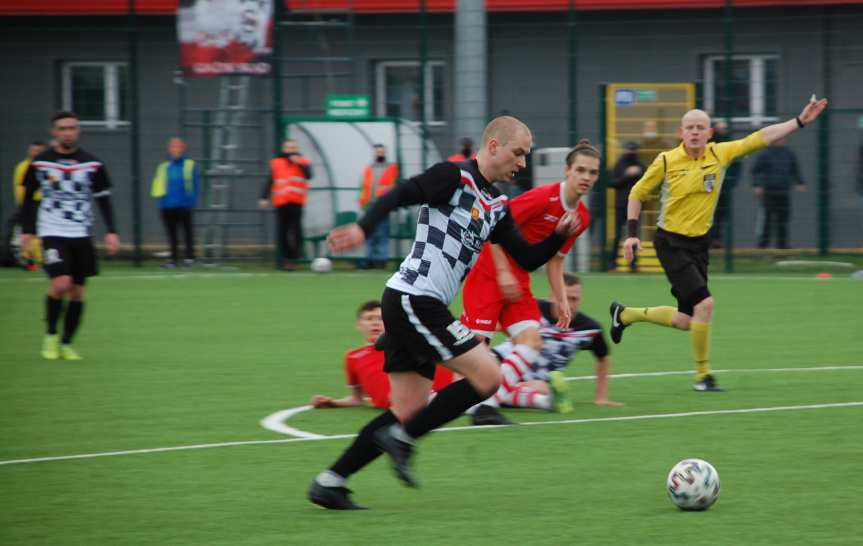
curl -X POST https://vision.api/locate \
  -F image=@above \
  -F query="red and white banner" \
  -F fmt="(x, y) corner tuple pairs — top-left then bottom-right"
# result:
(178, 0), (274, 77)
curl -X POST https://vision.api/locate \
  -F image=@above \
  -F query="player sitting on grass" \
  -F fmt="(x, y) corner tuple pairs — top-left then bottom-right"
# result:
(471, 274), (623, 425)
(310, 300), (453, 410)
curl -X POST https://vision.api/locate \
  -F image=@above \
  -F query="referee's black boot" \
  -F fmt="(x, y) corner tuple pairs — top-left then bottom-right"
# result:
(374, 424), (419, 488)
(308, 481), (367, 510)
(609, 302), (629, 344)
(693, 374), (724, 392)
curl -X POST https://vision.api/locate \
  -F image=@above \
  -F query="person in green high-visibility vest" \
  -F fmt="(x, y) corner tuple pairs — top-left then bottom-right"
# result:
(151, 137), (199, 268)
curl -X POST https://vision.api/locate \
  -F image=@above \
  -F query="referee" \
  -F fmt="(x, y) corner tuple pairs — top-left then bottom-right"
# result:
(609, 96), (827, 392)
(19, 112), (120, 360)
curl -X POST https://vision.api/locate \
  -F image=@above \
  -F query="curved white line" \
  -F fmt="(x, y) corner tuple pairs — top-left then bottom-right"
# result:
(260, 405), (325, 438)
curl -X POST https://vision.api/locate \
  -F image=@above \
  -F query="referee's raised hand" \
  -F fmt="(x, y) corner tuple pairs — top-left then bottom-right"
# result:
(327, 223), (365, 252)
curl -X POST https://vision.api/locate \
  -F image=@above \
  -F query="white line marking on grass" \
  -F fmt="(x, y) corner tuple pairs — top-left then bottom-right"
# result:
(260, 405), (324, 438)
(566, 364), (863, 381)
(3, 401), (861, 467)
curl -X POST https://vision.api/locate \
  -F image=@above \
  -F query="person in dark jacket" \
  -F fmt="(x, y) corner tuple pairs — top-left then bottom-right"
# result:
(608, 141), (644, 270)
(751, 138), (806, 249)
(709, 121), (743, 248)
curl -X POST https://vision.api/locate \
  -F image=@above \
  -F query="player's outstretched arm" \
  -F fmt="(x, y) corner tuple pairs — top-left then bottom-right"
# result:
(761, 95), (828, 145)
(594, 356), (624, 407)
(489, 244), (522, 303)
(311, 386), (365, 408)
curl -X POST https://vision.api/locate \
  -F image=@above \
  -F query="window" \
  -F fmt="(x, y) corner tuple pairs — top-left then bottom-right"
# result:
(61, 62), (129, 128)
(375, 61), (445, 124)
(703, 54), (778, 126)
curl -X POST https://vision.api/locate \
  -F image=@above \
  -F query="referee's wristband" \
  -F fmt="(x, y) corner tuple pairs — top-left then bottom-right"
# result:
(626, 219), (639, 238)
(795, 116), (805, 129)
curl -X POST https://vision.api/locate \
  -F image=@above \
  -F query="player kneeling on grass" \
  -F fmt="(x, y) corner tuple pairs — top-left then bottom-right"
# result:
(310, 300), (453, 410)
(471, 274), (623, 426)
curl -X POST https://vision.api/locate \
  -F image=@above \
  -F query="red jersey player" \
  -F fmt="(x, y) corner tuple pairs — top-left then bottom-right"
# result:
(311, 300), (453, 409)
(461, 140), (601, 416)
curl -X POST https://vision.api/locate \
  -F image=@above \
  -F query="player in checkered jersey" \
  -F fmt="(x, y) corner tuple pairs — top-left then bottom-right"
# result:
(473, 274), (623, 421)
(308, 116), (583, 510)
(19, 112), (120, 361)
(460, 139), (600, 424)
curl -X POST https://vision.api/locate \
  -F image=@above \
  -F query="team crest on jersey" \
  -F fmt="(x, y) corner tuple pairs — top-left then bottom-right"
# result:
(471, 207), (480, 220)
(460, 227), (483, 253)
(703, 173), (716, 192)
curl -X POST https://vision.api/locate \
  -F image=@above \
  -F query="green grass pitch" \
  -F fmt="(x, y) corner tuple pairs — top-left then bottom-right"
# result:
(1, 265), (861, 545)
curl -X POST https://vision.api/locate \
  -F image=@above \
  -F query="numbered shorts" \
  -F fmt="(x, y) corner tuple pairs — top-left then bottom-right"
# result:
(41, 236), (98, 285)
(380, 287), (480, 380)
(460, 275), (541, 338)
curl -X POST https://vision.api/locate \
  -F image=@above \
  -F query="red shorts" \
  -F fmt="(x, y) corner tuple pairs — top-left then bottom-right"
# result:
(460, 275), (541, 338)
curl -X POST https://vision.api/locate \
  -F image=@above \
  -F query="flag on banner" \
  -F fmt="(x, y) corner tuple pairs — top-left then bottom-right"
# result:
(178, 0), (274, 77)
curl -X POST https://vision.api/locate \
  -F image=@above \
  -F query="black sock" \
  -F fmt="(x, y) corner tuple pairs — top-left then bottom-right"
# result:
(62, 301), (84, 344)
(329, 410), (397, 479)
(45, 296), (63, 335)
(403, 379), (485, 439)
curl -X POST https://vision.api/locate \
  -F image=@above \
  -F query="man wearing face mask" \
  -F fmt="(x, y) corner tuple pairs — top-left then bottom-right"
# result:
(357, 144), (399, 270)
(448, 137), (476, 162)
(259, 138), (312, 270)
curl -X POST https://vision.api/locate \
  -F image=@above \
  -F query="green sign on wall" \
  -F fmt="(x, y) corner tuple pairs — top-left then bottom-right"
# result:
(326, 95), (371, 119)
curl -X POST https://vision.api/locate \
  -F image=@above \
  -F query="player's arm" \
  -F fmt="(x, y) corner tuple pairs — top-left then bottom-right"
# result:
(93, 166), (119, 254)
(584, 324), (622, 407)
(489, 244), (521, 303)
(329, 162), (460, 252)
(546, 254), (569, 328)
(311, 385), (365, 409)
(19, 165), (39, 235)
(489, 212), (575, 272)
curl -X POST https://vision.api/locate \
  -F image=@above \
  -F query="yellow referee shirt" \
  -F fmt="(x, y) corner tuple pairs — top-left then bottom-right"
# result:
(629, 130), (768, 237)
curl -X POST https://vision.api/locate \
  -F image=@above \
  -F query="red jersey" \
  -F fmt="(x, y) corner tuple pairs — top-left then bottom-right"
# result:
(471, 182), (590, 287)
(345, 344), (454, 409)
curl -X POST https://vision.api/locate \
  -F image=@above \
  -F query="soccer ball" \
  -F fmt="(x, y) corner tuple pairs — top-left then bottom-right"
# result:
(666, 458), (720, 511)
(310, 257), (333, 273)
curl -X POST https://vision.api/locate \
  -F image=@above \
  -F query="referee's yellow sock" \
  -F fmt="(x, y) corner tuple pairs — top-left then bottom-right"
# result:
(620, 306), (674, 327)
(690, 321), (712, 381)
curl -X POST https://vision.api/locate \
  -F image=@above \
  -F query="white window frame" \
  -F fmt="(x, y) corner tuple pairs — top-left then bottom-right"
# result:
(703, 54), (779, 127)
(61, 61), (129, 129)
(375, 60), (445, 126)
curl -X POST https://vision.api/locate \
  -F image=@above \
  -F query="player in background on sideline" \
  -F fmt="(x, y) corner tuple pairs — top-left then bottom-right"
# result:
(310, 300), (453, 410)
(610, 96), (827, 392)
(472, 274), (622, 424)
(308, 116), (582, 510)
(461, 140), (598, 425)
(19, 112), (120, 360)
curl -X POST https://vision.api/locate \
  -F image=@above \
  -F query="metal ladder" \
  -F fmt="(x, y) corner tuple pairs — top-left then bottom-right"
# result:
(202, 75), (250, 264)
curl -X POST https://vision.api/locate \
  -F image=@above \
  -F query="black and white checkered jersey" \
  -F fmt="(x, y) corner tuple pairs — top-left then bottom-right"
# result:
(357, 160), (569, 305)
(386, 160), (508, 302)
(23, 148), (112, 238)
(493, 300), (609, 382)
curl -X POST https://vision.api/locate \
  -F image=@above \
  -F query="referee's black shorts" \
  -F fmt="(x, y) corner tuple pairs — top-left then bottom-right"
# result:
(653, 228), (711, 316)
(42, 236), (99, 285)
(379, 287), (479, 380)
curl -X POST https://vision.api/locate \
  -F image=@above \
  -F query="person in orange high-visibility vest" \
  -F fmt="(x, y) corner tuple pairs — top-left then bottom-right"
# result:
(259, 138), (312, 270)
(357, 144), (398, 269)
(447, 137), (476, 162)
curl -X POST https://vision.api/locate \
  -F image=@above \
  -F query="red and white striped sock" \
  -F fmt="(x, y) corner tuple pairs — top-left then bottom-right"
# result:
(509, 384), (552, 410)
(498, 344), (538, 394)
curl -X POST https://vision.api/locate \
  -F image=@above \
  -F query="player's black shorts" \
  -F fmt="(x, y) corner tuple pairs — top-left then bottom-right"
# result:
(379, 287), (479, 380)
(41, 236), (98, 285)
(653, 228), (711, 315)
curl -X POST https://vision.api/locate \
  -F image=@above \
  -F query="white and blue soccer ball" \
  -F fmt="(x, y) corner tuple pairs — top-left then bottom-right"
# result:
(310, 257), (333, 273)
(666, 458), (720, 511)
